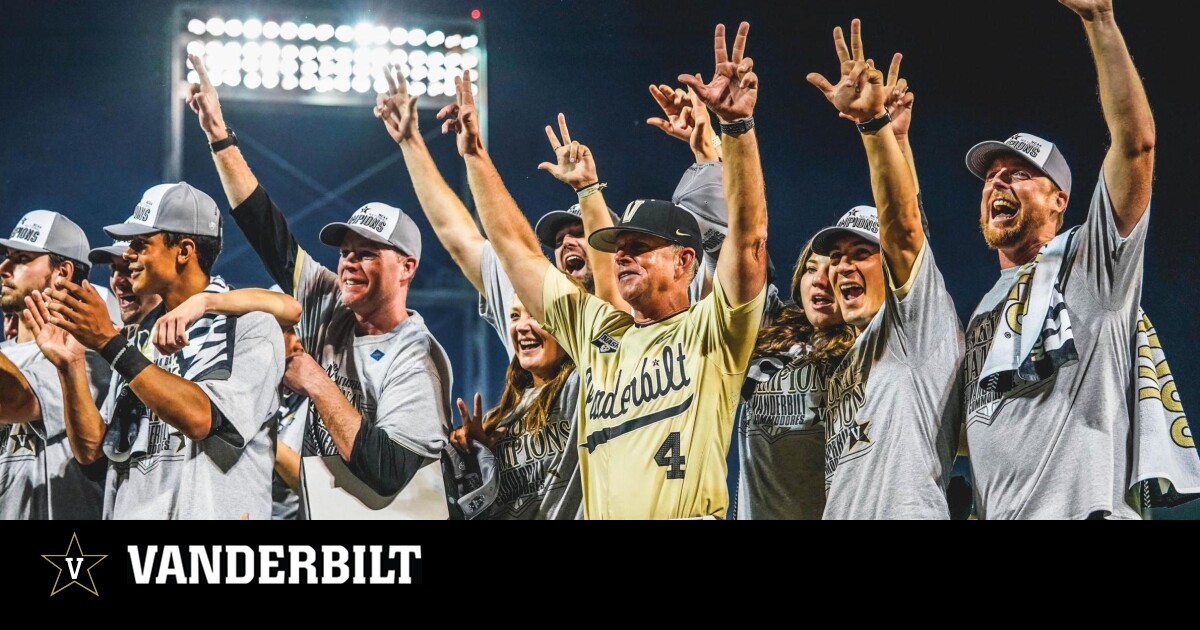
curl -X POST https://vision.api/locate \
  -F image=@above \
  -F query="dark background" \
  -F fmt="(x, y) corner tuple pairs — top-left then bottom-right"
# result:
(3, 0), (1195, 515)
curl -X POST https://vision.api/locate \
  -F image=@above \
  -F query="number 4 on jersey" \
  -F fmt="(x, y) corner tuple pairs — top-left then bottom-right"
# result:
(654, 432), (686, 479)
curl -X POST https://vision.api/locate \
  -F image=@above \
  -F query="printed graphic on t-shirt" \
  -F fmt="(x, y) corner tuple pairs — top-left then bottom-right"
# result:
(303, 360), (374, 457)
(962, 296), (1047, 428)
(0, 423), (40, 459)
(742, 358), (826, 442)
(110, 317), (234, 474)
(824, 358), (872, 489)
(491, 417), (574, 517)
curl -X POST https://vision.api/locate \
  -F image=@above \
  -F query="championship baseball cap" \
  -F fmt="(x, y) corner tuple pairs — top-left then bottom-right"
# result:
(0, 210), (91, 270)
(588, 199), (704, 254)
(810, 205), (880, 255)
(87, 241), (131, 265)
(319, 202), (422, 259)
(965, 132), (1072, 195)
(104, 182), (222, 239)
(534, 204), (621, 250)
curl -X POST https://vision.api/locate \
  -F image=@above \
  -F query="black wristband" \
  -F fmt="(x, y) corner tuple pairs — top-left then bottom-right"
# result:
(855, 110), (892, 134)
(719, 116), (755, 136)
(210, 127), (237, 153)
(102, 337), (153, 382)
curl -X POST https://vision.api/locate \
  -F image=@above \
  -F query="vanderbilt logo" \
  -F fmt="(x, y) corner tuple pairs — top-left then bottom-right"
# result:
(43, 533), (107, 596)
(622, 200), (646, 223)
(591, 333), (620, 353)
(584, 342), (691, 420)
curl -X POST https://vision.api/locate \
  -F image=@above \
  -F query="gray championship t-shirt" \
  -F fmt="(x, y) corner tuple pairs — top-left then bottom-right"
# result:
(477, 240), (583, 519)
(823, 243), (965, 519)
(102, 309), (284, 519)
(0, 340), (107, 520)
(294, 253), (451, 475)
(486, 373), (584, 520)
(736, 295), (830, 520)
(962, 171), (1150, 520)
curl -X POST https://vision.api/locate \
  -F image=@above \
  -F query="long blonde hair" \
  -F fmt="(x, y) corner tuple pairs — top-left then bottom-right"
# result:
(755, 240), (857, 365)
(483, 345), (576, 436)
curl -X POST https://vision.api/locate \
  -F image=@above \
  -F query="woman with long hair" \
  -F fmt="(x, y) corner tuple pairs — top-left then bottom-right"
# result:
(736, 239), (857, 519)
(451, 294), (582, 520)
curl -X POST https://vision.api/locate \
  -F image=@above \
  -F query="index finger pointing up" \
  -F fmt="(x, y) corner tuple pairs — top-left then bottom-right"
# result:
(189, 53), (213, 89)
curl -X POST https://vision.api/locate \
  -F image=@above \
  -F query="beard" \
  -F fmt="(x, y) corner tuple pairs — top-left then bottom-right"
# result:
(0, 287), (25, 314)
(980, 207), (1037, 250)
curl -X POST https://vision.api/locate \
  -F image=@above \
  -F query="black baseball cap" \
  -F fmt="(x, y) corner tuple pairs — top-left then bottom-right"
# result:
(588, 199), (703, 254)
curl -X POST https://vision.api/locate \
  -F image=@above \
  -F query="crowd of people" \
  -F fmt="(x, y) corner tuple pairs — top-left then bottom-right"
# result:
(2, 1), (1196, 520)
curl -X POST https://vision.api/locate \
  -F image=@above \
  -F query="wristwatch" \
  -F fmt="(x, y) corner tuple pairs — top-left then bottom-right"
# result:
(719, 117), (755, 136)
(855, 110), (892, 134)
(210, 127), (238, 153)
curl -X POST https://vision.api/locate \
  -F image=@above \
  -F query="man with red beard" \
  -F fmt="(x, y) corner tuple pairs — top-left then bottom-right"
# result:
(960, 0), (1157, 519)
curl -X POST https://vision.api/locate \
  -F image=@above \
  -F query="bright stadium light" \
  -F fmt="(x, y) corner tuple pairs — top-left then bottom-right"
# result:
(172, 8), (485, 114)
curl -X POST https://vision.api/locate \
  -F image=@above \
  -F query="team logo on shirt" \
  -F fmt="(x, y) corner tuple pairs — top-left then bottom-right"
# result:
(591, 333), (620, 353)
(1, 423), (40, 457)
(824, 358), (873, 487)
(492, 418), (573, 517)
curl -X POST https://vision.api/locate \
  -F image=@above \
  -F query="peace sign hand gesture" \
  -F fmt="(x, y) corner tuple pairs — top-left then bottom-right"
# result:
(806, 19), (901, 125)
(449, 393), (506, 453)
(678, 22), (758, 123)
(374, 65), (420, 145)
(537, 113), (598, 190)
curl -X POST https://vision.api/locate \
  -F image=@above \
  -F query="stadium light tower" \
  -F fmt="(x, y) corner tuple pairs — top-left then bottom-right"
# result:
(165, 5), (487, 180)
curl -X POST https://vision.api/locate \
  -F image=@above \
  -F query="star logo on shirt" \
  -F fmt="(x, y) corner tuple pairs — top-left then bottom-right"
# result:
(848, 419), (873, 451)
(42, 533), (106, 596)
(8, 425), (38, 455)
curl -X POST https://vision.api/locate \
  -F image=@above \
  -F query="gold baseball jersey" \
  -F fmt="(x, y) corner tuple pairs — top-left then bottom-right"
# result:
(540, 266), (766, 519)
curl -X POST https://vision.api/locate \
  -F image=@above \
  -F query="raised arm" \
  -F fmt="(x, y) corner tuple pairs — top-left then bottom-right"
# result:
(679, 22), (768, 307)
(1062, 0), (1154, 235)
(152, 288), (301, 355)
(46, 280), (214, 441)
(376, 68), (487, 291)
(24, 291), (106, 463)
(807, 20), (922, 286)
(537, 113), (629, 311)
(441, 72), (552, 321)
(187, 54), (260, 208)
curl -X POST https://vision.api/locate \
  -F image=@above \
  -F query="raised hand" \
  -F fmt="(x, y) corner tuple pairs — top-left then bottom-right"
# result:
(537, 113), (599, 190)
(23, 291), (86, 370)
(374, 65), (420, 145)
(185, 54), (230, 143)
(647, 83), (719, 162)
(151, 293), (208, 355)
(1059, 0), (1113, 21)
(44, 279), (120, 351)
(678, 22), (758, 122)
(887, 76), (914, 139)
(436, 71), (483, 157)
(806, 19), (899, 124)
(449, 392), (505, 452)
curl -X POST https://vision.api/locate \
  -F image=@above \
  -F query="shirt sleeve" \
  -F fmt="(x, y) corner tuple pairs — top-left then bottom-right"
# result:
(194, 312), (285, 449)
(882, 241), (962, 364)
(539, 265), (630, 362)
(692, 274), (767, 375)
(372, 356), (450, 460)
(1069, 169), (1151, 309)
(477, 240), (517, 358)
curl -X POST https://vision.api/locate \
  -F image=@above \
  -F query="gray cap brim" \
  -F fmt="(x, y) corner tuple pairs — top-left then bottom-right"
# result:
(103, 222), (161, 240)
(534, 208), (621, 250)
(0, 238), (90, 270)
(588, 225), (690, 254)
(0, 238), (52, 256)
(88, 245), (129, 265)
(319, 222), (412, 255)
(810, 226), (880, 256)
